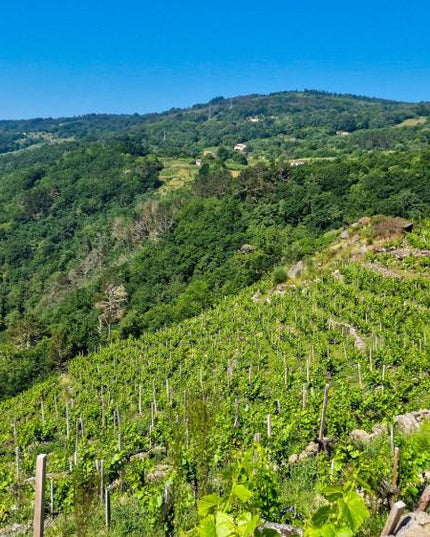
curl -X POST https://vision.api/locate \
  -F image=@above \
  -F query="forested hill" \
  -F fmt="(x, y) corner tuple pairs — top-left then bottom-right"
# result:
(0, 90), (430, 403)
(1, 90), (430, 156)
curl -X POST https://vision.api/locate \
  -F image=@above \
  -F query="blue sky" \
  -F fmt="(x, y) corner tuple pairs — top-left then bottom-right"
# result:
(0, 0), (429, 118)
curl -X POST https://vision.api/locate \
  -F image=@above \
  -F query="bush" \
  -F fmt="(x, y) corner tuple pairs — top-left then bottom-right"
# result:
(272, 267), (288, 285)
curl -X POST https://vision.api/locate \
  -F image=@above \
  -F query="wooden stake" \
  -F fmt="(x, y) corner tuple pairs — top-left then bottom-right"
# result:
(138, 385), (142, 414)
(50, 478), (54, 516)
(416, 485), (430, 512)
(79, 416), (84, 438)
(15, 446), (20, 483)
(100, 460), (104, 504)
(33, 454), (47, 537)
(392, 447), (400, 490)
(302, 384), (307, 409)
(234, 398), (239, 429)
(390, 425), (395, 453)
(358, 364), (363, 388)
(151, 402), (155, 428)
(318, 384), (330, 440)
(267, 414), (272, 438)
(165, 379), (170, 404)
(101, 392), (106, 429)
(380, 500), (406, 536)
(152, 380), (158, 413)
(40, 400), (45, 425)
(105, 488), (111, 528)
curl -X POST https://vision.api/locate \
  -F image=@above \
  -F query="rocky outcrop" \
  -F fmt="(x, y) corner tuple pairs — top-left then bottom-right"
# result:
(238, 244), (257, 254)
(288, 260), (304, 279)
(395, 511), (430, 537)
(350, 424), (387, 444)
(395, 411), (430, 434)
(328, 319), (366, 351)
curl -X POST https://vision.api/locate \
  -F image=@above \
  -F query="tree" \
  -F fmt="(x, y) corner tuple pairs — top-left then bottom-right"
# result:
(95, 284), (128, 343)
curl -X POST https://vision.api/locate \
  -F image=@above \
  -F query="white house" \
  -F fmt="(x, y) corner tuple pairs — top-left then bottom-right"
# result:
(234, 143), (248, 153)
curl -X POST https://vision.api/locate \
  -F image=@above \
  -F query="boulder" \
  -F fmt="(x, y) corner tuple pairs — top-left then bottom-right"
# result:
(288, 260), (304, 279)
(350, 429), (373, 444)
(395, 413), (421, 434)
(305, 441), (319, 454)
(396, 511), (430, 537)
(238, 244), (257, 254)
(350, 424), (387, 445)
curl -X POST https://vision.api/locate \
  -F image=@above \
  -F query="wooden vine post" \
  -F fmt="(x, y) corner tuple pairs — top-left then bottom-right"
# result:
(392, 447), (400, 490)
(267, 413), (272, 438)
(100, 460), (105, 504)
(318, 384), (330, 441)
(380, 500), (406, 536)
(49, 478), (54, 516)
(33, 453), (47, 537)
(105, 487), (111, 528)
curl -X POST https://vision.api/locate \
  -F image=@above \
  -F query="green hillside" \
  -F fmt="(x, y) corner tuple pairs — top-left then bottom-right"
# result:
(1, 91), (430, 536)
(1, 217), (430, 535)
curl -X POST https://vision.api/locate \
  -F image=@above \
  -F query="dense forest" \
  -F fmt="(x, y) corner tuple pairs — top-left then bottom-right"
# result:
(1, 91), (430, 536)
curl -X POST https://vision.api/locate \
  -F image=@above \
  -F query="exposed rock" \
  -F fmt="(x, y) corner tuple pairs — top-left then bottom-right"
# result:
(350, 424), (387, 445)
(332, 269), (344, 281)
(252, 291), (263, 303)
(146, 464), (170, 482)
(305, 441), (319, 454)
(290, 440), (328, 464)
(350, 429), (373, 444)
(340, 230), (349, 239)
(238, 244), (257, 254)
(262, 521), (303, 536)
(395, 410), (430, 434)
(395, 511), (430, 537)
(359, 217), (371, 225)
(272, 285), (286, 295)
(288, 260), (304, 279)
(0, 522), (31, 536)
(328, 319), (366, 351)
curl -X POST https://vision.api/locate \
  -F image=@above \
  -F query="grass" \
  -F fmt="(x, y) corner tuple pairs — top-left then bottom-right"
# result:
(395, 117), (428, 128)
(158, 158), (197, 194)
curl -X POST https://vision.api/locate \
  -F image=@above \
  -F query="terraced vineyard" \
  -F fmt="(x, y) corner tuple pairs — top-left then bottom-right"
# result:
(1, 217), (430, 536)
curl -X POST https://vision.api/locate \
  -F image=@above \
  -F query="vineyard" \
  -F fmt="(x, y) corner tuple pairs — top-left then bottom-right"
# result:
(0, 216), (430, 535)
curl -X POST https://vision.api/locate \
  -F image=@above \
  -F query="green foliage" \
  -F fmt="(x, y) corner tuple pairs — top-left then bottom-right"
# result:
(185, 447), (279, 537)
(305, 480), (369, 537)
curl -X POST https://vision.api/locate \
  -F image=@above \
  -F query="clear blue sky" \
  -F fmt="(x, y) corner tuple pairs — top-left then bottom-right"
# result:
(1, 0), (429, 119)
